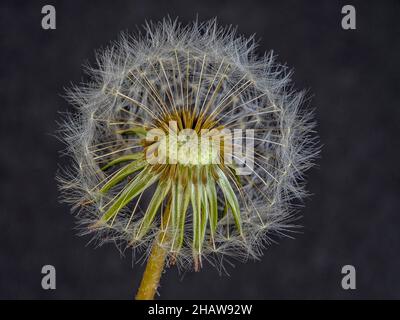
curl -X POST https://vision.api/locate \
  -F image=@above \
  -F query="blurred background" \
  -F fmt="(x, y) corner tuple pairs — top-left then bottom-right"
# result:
(1, 0), (399, 299)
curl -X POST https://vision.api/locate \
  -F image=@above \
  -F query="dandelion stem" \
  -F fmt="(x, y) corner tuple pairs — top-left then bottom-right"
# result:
(135, 238), (168, 300)
(135, 199), (171, 300)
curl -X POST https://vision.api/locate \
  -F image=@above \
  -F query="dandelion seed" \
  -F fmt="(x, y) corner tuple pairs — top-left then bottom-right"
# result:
(57, 18), (318, 300)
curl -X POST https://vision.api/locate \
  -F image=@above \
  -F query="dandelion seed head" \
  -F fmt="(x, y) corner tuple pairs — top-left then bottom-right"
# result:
(58, 18), (318, 271)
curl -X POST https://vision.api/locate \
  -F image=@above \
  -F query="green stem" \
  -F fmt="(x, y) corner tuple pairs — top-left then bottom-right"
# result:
(135, 199), (171, 300)
(135, 240), (168, 300)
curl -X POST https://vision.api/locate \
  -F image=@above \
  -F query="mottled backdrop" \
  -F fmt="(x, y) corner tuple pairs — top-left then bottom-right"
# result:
(1, 0), (399, 299)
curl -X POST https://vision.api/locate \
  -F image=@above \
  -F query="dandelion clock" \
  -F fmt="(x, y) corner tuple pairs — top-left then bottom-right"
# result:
(58, 18), (318, 299)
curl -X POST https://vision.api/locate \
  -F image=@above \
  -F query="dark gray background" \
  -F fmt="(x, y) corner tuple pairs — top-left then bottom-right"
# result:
(1, 0), (399, 299)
